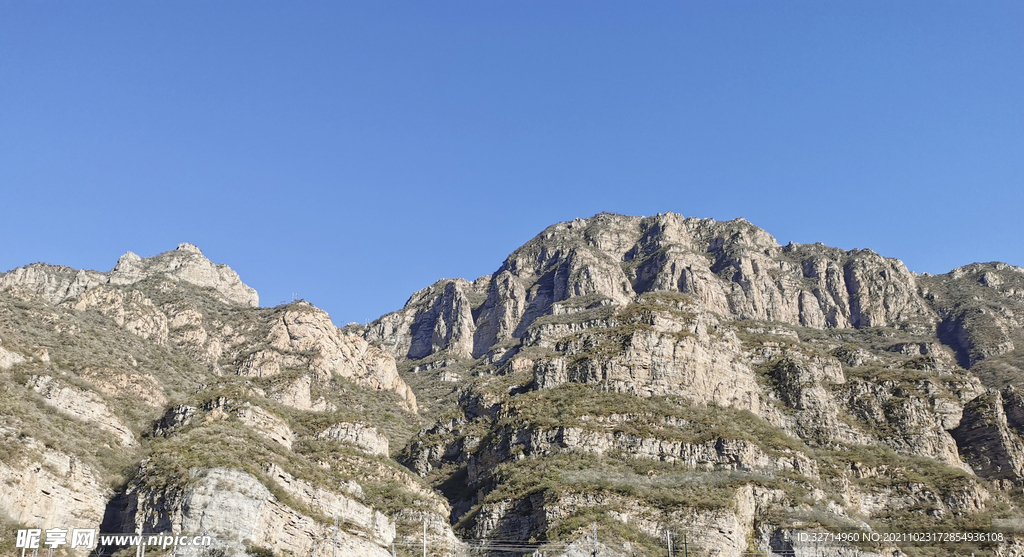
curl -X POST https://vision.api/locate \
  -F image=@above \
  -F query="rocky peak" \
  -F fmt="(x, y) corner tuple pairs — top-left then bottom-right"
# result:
(367, 212), (937, 361)
(176, 242), (203, 254)
(1, 244), (259, 307)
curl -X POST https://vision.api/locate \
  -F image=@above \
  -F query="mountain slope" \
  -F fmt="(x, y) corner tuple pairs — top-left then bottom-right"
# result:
(0, 244), (457, 557)
(365, 212), (1024, 557)
(5, 215), (1024, 557)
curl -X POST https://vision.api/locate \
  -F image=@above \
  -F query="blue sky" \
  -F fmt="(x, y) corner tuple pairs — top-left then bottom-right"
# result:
(2, 1), (1022, 325)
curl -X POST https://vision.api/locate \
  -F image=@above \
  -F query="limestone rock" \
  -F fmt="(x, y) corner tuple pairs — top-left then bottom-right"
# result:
(71, 287), (170, 344)
(268, 305), (417, 411)
(108, 244), (259, 307)
(0, 432), (108, 544)
(533, 318), (762, 413)
(27, 374), (136, 446)
(0, 343), (26, 369)
(0, 243), (258, 307)
(0, 264), (106, 305)
(234, 404), (294, 450)
(364, 277), (488, 360)
(317, 422), (390, 457)
(264, 464), (395, 546)
(951, 389), (1024, 480)
(922, 262), (1024, 367)
(366, 213), (938, 362)
(124, 467), (392, 557)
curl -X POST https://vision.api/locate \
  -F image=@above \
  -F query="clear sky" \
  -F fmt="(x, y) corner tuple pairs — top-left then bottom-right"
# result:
(2, 1), (1022, 325)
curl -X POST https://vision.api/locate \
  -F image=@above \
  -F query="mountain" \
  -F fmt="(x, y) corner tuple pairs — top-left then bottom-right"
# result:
(363, 213), (1024, 556)
(0, 244), (448, 557)
(3, 215), (1024, 557)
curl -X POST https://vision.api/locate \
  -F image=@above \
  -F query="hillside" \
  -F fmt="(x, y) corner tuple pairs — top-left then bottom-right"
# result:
(365, 213), (1024, 556)
(0, 244), (457, 557)
(3, 215), (1024, 556)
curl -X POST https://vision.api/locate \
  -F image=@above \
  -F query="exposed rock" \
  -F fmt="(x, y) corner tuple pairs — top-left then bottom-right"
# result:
(1, 243), (258, 307)
(534, 322), (762, 413)
(0, 264), (106, 305)
(124, 467), (392, 557)
(487, 424), (817, 477)
(237, 349), (282, 378)
(922, 262), (1024, 368)
(0, 433), (108, 540)
(154, 404), (198, 436)
(27, 374), (136, 446)
(952, 389), (1024, 480)
(264, 463), (395, 546)
(317, 422), (390, 457)
(268, 305), (417, 411)
(70, 287), (170, 344)
(364, 277), (488, 360)
(78, 367), (168, 408)
(269, 373), (314, 410)
(108, 244), (258, 307)
(234, 404), (294, 450)
(0, 343), (26, 369)
(8, 215), (1024, 557)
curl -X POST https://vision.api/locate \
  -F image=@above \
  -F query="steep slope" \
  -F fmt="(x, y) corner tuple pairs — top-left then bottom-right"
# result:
(366, 212), (1024, 557)
(0, 245), (457, 557)
(367, 213), (936, 363)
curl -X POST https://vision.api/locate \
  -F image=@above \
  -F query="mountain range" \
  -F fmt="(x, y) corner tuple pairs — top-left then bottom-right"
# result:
(3, 213), (1024, 557)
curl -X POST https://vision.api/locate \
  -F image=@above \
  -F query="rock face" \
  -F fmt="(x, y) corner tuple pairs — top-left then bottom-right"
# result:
(267, 305), (417, 411)
(366, 213), (937, 362)
(1, 246), (417, 411)
(27, 374), (137, 446)
(921, 262), (1024, 368)
(0, 342), (26, 369)
(364, 277), (488, 360)
(123, 468), (392, 557)
(0, 430), (108, 541)
(951, 388), (1024, 481)
(1, 243), (258, 307)
(318, 422), (390, 457)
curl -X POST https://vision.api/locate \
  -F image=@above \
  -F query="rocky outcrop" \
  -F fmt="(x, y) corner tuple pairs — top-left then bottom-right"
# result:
(1, 243), (258, 307)
(0, 342), (26, 369)
(234, 404), (295, 450)
(532, 310), (762, 413)
(471, 486), (761, 557)
(367, 213), (938, 362)
(109, 244), (259, 307)
(124, 467), (392, 557)
(0, 432), (108, 542)
(317, 422), (390, 457)
(922, 262), (1024, 367)
(1, 246), (418, 412)
(951, 389), (1024, 480)
(0, 264), (106, 306)
(363, 277), (488, 360)
(266, 305), (417, 411)
(71, 287), (170, 344)
(27, 374), (136, 446)
(264, 464), (395, 546)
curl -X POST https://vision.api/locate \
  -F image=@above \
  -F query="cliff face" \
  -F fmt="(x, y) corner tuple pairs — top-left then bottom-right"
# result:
(5, 214), (1024, 557)
(366, 214), (937, 363)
